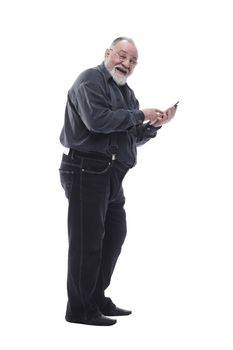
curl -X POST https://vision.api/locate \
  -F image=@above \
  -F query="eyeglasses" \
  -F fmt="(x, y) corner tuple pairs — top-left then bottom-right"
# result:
(110, 49), (138, 67)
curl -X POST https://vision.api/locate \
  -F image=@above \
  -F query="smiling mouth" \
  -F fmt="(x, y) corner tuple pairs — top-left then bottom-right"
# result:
(115, 66), (128, 76)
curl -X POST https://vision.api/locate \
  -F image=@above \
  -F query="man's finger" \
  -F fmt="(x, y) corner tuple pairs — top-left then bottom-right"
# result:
(154, 108), (164, 114)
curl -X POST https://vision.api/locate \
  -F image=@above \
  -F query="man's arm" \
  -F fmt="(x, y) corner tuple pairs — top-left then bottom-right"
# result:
(69, 69), (175, 134)
(71, 80), (144, 134)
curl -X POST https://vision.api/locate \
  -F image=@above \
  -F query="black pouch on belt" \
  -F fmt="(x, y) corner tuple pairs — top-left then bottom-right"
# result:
(109, 132), (119, 161)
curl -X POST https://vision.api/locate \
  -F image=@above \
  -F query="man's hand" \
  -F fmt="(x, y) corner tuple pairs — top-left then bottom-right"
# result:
(142, 108), (164, 124)
(142, 105), (177, 127)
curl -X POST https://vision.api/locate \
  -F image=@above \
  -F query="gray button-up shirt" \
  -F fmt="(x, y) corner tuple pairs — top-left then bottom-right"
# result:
(60, 62), (160, 167)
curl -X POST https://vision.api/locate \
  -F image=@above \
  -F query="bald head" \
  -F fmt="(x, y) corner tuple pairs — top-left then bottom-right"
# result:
(110, 37), (137, 49)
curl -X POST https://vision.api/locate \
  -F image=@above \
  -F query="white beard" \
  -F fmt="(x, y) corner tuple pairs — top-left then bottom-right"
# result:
(110, 67), (128, 86)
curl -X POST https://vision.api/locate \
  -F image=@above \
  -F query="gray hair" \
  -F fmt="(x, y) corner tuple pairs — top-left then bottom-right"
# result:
(110, 37), (136, 48)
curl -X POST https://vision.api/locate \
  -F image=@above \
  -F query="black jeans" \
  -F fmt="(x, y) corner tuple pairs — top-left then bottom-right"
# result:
(59, 152), (129, 321)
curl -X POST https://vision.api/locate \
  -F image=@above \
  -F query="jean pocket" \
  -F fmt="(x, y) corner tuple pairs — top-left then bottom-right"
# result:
(81, 158), (111, 175)
(59, 169), (75, 199)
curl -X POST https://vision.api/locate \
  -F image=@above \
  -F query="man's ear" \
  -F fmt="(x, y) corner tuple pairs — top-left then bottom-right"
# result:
(105, 49), (111, 59)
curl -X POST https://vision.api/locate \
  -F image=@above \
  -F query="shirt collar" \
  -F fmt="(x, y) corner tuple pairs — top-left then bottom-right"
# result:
(98, 62), (113, 81)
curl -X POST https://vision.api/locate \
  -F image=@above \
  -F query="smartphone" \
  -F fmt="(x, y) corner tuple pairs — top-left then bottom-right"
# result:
(174, 101), (179, 108)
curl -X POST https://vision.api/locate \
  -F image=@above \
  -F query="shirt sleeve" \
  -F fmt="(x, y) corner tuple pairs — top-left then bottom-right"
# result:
(71, 80), (145, 134)
(135, 122), (162, 146)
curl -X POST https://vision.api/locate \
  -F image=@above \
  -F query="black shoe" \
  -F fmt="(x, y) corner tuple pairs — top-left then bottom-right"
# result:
(100, 299), (132, 317)
(65, 314), (117, 326)
(103, 306), (132, 316)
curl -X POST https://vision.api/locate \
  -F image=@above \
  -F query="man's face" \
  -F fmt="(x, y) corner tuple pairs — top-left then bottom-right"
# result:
(104, 40), (138, 85)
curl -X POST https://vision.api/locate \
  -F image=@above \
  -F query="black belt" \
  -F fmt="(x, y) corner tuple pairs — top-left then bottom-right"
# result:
(68, 149), (129, 172)
(68, 149), (112, 162)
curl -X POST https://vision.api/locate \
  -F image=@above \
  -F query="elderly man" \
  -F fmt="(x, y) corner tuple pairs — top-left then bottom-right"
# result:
(59, 37), (177, 326)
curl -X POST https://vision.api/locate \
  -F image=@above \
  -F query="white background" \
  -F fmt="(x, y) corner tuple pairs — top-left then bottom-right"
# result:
(0, 0), (233, 349)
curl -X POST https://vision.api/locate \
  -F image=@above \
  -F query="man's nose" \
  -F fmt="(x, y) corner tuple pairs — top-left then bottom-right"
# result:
(122, 58), (131, 69)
